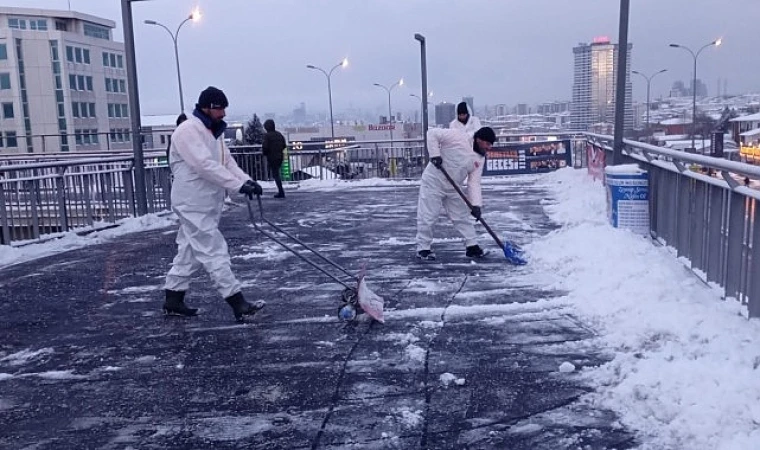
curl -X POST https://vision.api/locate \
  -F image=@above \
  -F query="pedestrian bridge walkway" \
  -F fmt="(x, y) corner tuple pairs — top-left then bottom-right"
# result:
(0, 175), (653, 449)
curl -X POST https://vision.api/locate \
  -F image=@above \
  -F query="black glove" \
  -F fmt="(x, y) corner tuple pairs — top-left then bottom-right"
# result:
(239, 180), (263, 199)
(431, 156), (443, 168)
(470, 206), (482, 220)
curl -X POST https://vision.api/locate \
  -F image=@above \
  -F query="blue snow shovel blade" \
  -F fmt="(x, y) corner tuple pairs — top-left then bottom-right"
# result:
(503, 241), (527, 265)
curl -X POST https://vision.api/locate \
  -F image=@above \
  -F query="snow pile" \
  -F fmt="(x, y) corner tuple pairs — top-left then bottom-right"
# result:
(0, 213), (176, 270)
(530, 167), (760, 449)
(439, 372), (466, 387)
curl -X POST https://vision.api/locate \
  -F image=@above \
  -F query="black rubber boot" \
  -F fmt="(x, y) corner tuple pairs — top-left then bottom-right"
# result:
(465, 245), (485, 258)
(416, 250), (436, 261)
(225, 292), (266, 322)
(163, 290), (198, 317)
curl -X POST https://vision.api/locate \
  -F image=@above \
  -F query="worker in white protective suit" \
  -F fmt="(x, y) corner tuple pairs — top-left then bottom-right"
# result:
(449, 101), (482, 137)
(163, 86), (266, 322)
(416, 126), (496, 260)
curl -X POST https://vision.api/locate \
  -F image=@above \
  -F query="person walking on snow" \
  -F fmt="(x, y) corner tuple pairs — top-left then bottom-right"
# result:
(163, 86), (266, 321)
(261, 119), (287, 198)
(449, 101), (482, 136)
(416, 126), (496, 260)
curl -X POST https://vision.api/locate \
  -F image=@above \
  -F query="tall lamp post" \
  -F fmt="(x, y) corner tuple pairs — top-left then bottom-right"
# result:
(306, 58), (348, 139)
(631, 69), (667, 132)
(669, 38), (722, 151)
(121, 0), (149, 215)
(144, 8), (201, 113)
(611, 0), (630, 165)
(373, 78), (403, 142)
(414, 33), (428, 156)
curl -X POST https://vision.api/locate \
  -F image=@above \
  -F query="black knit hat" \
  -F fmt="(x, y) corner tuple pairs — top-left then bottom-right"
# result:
(457, 102), (469, 115)
(196, 86), (229, 109)
(474, 127), (496, 144)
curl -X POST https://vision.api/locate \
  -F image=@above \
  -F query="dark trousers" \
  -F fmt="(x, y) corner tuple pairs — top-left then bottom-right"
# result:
(267, 157), (284, 195)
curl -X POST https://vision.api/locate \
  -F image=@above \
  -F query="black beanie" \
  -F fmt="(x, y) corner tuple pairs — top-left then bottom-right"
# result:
(457, 102), (469, 115)
(474, 127), (496, 144)
(196, 86), (229, 109)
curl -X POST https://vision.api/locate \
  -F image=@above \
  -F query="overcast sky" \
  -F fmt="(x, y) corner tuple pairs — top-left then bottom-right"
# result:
(6, 0), (759, 117)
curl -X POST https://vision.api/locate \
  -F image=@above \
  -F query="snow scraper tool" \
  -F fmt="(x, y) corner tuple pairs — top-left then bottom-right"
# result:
(437, 166), (528, 265)
(247, 196), (384, 323)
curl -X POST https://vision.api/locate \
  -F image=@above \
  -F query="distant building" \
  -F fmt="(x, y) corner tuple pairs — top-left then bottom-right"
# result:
(536, 101), (571, 115)
(0, 6), (129, 153)
(292, 102), (306, 124)
(690, 79), (708, 98)
(670, 81), (688, 97)
(669, 79), (707, 98)
(570, 36), (633, 132)
(514, 103), (529, 115)
(435, 102), (455, 127)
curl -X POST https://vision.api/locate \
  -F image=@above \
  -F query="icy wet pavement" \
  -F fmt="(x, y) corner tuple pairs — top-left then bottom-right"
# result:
(0, 178), (636, 449)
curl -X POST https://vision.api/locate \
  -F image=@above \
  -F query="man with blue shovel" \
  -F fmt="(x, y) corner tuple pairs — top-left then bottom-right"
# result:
(415, 126), (527, 265)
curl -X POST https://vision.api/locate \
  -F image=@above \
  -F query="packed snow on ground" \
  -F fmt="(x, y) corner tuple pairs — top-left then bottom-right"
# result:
(528, 167), (760, 450)
(3, 169), (759, 448)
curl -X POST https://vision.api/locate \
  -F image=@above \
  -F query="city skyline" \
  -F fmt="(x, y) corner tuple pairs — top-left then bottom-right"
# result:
(1, 0), (758, 117)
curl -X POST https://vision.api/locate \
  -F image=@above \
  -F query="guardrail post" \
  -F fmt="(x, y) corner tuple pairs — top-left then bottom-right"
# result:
(318, 146), (324, 180)
(28, 179), (41, 240)
(82, 175), (94, 226)
(0, 183), (10, 245)
(55, 167), (69, 232)
(748, 202), (760, 318)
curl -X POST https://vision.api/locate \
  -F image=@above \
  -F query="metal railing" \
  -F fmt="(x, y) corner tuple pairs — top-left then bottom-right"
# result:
(0, 139), (426, 245)
(0, 154), (170, 245)
(229, 138), (427, 181)
(585, 133), (760, 318)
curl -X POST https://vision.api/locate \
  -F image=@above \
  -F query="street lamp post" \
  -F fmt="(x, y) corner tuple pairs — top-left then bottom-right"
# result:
(631, 69), (667, 132)
(121, 0), (149, 215)
(306, 58), (348, 139)
(414, 33), (428, 156)
(611, 0), (630, 165)
(144, 9), (201, 113)
(669, 38), (722, 151)
(373, 79), (403, 143)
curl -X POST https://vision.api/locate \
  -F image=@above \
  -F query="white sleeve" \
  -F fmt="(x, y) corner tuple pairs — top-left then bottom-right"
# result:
(173, 127), (247, 192)
(466, 157), (484, 206)
(427, 128), (445, 158)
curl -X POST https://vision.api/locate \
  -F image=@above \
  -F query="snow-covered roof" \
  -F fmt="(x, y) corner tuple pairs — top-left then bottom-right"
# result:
(660, 118), (690, 126)
(730, 112), (760, 122)
(740, 128), (760, 137)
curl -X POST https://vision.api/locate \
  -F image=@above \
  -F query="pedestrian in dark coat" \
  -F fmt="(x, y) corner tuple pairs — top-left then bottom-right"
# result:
(261, 119), (287, 198)
(166, 113), (188, 163)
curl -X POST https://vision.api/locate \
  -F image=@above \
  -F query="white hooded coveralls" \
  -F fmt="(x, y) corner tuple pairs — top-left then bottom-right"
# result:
(449, 104), (483, 137)
(164, 115), (252, 298)
(416, 128), (485, 252)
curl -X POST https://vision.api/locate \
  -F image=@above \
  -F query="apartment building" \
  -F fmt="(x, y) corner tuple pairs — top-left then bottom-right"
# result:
(570, 37), (633, 132)
(0, 7), (129, 153)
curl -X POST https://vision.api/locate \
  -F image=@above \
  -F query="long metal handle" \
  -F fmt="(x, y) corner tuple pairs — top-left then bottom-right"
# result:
(246, 199), (353, 289)
(255, 195), (356, 280)
(437, 166), (504, 249)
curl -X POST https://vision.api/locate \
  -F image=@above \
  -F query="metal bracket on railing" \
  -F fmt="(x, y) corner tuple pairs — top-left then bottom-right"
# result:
(641, 150), (654, 162)
(673, 161), (688, 173)
(720, 170), (740, 190)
